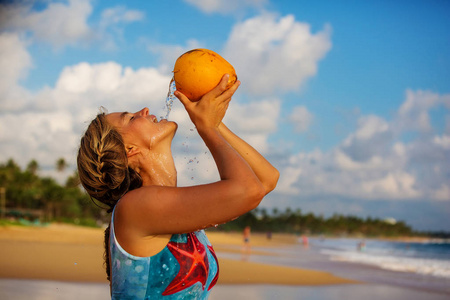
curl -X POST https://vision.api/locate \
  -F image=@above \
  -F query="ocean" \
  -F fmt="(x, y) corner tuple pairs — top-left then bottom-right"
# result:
(316, 237), (450, 279)
(217, 236), (450, 298)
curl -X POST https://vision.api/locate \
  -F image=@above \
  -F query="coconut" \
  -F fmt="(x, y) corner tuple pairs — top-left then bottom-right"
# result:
(173, 49), (237, 101)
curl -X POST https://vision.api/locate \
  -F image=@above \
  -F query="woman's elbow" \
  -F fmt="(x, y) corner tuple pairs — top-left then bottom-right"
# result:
(245, 180), (265, 210)
(264, 168), (280, 194)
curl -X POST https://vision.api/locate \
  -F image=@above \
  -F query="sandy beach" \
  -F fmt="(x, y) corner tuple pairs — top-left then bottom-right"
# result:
(2, 224), (450, 300)
(0, 224), (355, 285)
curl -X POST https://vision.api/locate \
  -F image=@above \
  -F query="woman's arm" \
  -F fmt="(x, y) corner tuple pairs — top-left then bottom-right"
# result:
(116, 75), (266, 235)
(218, 123), (279, 195)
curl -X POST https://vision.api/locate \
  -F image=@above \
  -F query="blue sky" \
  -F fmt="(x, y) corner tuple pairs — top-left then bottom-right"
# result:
(1, 0), (449, 231)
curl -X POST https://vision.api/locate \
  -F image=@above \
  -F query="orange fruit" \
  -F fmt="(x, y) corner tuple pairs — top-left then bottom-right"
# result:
(173, 49), (237, 101)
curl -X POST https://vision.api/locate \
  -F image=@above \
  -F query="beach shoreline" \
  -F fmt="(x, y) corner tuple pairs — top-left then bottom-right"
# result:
(0, 224), (356, 286)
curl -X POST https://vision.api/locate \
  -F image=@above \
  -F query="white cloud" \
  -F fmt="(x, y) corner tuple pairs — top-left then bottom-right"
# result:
(275, 90), (450, 202)
(55, 61), (171, 109)
(0, 111), (77, 169)
(353, 115), (389, 140)
(0, 0), (93, 48)
(396, 89), (449, 133)
(98, 5), (145, 50)
(224, 98), (280, 153)
(433, 184), (450, 202)
(277, 166), (302, 195)
(223, 13), (332, 95)
(0, 32), (31, 87)
(0, 0), (145, 49)
(0, 60), (172, 170)
(184, 0), (267, 15)
(0, 32), (32, 111)
(341, 115), (392, 163)
(289, 106), (313, 133)
(433, 134), (450, 150)
(334, 150), (385, 172)
(100, 6), (145, 27)
(361, 172), (421, 200)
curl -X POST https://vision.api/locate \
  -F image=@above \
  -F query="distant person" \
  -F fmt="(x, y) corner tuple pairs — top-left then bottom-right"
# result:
(357, 241), (366, 252)
(266, 231), (272, 240)
(77, 75), (279, 299)
(242, 225), (252, 259)
(302, 235), (309, 248)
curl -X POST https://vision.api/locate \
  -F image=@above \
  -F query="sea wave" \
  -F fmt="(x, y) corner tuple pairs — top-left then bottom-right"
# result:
(320, 248), (450, 279)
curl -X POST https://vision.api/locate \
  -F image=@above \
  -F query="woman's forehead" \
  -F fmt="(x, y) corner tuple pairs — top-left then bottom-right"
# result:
(106, 112), (127, 126)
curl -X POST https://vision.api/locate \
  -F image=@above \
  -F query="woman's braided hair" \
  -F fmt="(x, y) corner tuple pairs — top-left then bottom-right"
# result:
(77, 111), (142, 280)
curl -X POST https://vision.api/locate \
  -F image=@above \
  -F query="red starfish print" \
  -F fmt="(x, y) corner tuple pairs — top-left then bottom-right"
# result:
(162, 232), (209, 295)
(207, 245), (219, 291)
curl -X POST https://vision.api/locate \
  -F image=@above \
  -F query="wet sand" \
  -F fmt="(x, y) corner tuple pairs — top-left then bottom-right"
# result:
(0, 224), (355, 285)
(1, 279), (449, 300)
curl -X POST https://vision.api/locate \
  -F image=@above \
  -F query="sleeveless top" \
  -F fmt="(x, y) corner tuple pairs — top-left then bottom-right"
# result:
(110, 208), (219, 299)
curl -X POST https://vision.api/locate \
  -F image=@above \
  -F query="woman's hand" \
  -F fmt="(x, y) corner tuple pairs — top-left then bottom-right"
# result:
(175, 74), (240, 131)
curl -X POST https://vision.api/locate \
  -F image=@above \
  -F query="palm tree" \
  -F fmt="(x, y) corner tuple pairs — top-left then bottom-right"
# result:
(26, 159), (39, 175)
(56, 158), (67, 173)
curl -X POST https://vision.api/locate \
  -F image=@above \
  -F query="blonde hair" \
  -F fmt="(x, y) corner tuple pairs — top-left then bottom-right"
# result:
(77, 112), (142, 212)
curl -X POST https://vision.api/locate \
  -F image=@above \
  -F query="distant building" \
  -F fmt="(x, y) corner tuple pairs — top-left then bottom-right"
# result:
(383, 217), (397, 225)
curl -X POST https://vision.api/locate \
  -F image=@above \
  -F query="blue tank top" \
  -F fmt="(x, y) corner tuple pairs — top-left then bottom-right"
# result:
(110, 209), (219, 299)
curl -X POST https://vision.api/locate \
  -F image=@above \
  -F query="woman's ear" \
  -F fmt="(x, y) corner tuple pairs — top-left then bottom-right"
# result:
(126, 145), (140, 158)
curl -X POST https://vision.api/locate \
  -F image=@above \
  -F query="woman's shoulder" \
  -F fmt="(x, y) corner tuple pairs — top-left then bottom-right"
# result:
(120, 185), (159, 204)
(114, 185), (163, 223)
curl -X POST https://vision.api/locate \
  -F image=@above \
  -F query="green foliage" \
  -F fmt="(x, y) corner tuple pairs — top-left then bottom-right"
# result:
(0, 219), (25, 227)
(0, 158), (424, 237)
(216, 207), (416, 237)
(0, 158), (104, 226)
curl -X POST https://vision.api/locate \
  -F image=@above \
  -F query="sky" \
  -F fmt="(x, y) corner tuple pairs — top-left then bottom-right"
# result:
(0, 0), (449, 231)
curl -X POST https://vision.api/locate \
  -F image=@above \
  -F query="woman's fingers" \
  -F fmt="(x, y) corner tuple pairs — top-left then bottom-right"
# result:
(205, 74), (231, 98)
(218, 80), (240, 101)
(174, 90), (193, 108)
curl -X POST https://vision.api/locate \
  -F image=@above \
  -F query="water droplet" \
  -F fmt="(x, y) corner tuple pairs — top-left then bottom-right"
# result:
(162, 78), (176, 120)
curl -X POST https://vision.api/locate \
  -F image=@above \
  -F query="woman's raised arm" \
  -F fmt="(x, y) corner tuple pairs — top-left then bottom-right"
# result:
(218, 122), (279, 195)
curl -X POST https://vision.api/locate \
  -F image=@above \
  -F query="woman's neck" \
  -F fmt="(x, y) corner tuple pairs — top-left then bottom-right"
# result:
(137, 150), (177, 187)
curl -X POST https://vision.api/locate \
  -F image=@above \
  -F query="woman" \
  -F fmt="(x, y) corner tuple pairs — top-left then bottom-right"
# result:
(77, 74), (279, 299)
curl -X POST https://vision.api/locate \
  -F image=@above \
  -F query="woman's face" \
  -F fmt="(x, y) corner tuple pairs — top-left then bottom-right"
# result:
(106, 108), (177, 151)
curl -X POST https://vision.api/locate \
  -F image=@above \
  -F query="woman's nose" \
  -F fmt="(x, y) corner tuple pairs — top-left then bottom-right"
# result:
(138, 108), (149, 116)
